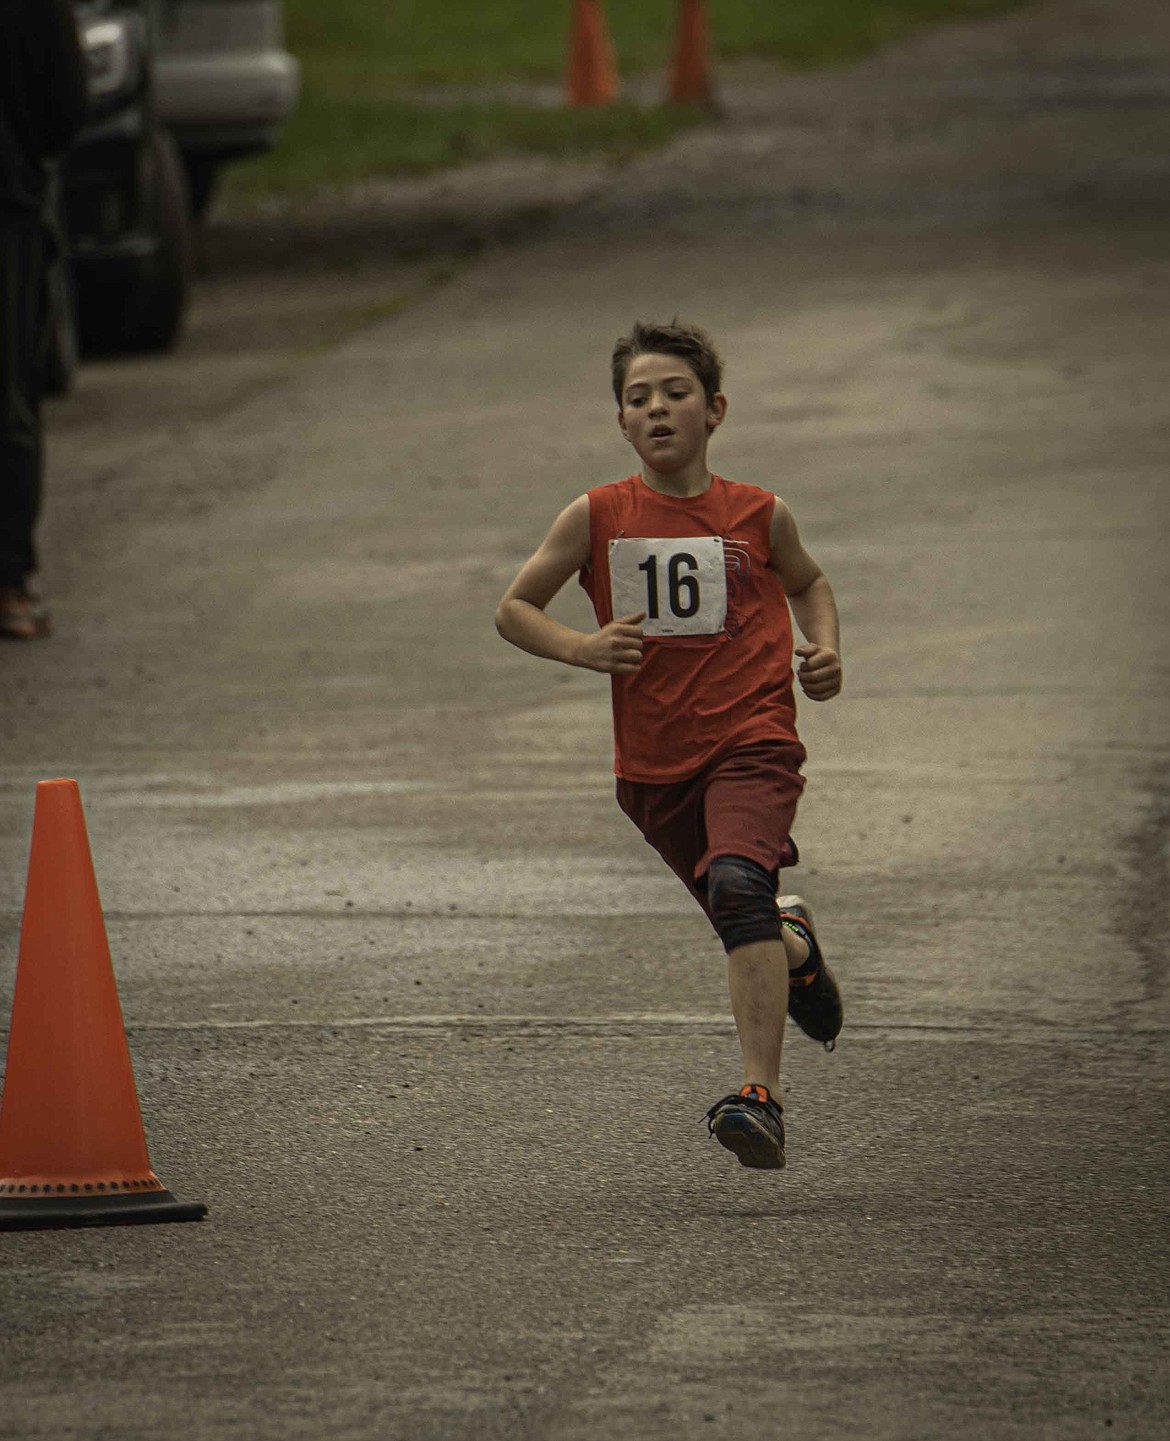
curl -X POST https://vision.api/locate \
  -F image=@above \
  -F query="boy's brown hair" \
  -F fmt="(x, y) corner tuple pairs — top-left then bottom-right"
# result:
(611, 320), (724, 408)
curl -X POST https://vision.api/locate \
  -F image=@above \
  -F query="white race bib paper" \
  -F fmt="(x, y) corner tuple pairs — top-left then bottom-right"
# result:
(608, 536), (727, 638)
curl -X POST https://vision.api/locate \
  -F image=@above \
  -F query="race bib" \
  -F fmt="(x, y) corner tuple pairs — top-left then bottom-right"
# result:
(608, 536), (727, 637)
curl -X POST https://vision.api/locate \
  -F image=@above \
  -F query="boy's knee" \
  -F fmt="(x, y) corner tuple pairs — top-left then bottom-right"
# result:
(706, 854), (783, 954)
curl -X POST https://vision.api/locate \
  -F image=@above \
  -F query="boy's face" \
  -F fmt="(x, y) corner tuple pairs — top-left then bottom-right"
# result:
(617, 352), (726, 475)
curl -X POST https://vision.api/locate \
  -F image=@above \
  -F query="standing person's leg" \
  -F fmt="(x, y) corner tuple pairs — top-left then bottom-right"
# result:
(0, 216), (49, 639)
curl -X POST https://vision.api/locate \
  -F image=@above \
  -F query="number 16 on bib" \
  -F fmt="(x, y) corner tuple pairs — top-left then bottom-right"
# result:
(608, 536), (727, 638)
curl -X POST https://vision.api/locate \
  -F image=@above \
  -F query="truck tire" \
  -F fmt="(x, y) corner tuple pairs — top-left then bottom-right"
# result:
(116, 126), (193, 352)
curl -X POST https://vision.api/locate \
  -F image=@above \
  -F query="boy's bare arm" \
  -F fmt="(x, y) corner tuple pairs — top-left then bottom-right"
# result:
(769, 498), (843, 701)
(495, 496), (645, 675)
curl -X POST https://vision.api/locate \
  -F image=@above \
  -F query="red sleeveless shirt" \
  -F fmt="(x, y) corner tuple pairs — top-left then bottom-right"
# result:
(579, 474), (799, 782)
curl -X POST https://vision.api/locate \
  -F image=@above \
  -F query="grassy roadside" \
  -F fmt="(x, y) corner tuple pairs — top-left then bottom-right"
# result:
(226, 0), (1029, 197)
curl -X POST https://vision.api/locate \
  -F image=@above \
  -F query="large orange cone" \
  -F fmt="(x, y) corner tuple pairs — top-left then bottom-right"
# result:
(0, 779), (206, 1229)
(668, 0), (714, 105)
(565, 0), (618, 106)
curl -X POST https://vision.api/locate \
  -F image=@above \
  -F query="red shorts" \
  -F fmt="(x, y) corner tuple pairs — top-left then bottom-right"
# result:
(615, 741), (807, 923)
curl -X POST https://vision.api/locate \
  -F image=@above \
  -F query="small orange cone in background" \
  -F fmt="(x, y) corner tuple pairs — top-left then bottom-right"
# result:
(565, 0), (619, 106)
(0, 779), (206, 1229)
(669, 0), (714, 105)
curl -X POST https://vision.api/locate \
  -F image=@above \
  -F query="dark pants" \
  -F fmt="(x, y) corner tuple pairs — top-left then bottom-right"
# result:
(0, 214), (47, 589)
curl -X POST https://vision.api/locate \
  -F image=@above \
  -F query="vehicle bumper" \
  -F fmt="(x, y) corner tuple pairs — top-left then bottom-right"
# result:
(155, 52), (300, 157)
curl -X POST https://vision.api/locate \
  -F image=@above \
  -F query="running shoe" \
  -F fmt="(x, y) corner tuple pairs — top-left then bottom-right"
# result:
(778, 895), (843, 1050)
(705, 1084), (786, 1169)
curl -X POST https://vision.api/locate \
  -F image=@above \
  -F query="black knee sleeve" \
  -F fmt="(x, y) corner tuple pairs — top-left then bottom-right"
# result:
(706, 855), (783, 954)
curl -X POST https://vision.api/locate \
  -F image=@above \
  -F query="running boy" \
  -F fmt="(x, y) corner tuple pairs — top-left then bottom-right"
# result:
(494, 321), (843, 1170)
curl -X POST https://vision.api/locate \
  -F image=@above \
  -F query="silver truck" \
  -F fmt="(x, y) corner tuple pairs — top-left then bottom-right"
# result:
(155, 0), (300, 219)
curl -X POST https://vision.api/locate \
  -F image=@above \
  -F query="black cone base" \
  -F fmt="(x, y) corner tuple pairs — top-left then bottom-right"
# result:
(0, 1188), (208, 1231)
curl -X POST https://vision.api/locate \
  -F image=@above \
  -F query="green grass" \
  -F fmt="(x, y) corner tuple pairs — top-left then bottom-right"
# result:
(231, 96), (707, 193)
(227, 0), (1029, 197)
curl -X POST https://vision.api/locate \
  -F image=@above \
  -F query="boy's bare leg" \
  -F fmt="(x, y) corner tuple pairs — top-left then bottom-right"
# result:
(726, 938), (789, 1093)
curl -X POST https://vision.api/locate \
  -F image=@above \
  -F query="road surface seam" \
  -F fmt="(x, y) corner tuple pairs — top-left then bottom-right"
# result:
(84, 1014), (1170, 1040)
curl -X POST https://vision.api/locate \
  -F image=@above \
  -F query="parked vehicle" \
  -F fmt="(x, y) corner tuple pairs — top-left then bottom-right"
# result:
(155, 0), (300, 220)
(47, 0), (297, 386)
(62, 0), (191, 360)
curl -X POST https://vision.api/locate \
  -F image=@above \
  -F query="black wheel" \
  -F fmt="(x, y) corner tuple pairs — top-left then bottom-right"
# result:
(78, 127), (193, 355)
(117, 126), (193, 352)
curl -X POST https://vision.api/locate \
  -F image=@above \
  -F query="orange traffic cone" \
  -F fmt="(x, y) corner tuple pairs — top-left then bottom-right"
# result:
(0, 779), (206, 1229)
(669, 0), (714, 105)
(565, 0), (619, 107)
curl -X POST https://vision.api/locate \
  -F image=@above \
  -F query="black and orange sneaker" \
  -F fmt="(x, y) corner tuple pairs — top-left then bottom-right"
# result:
(705, 1084), (786, 1169)
(778, 895), (843, 1051)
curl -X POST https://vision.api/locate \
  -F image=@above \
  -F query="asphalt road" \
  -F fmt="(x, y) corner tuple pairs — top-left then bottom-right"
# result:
(2, 1), (1169, 1437)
